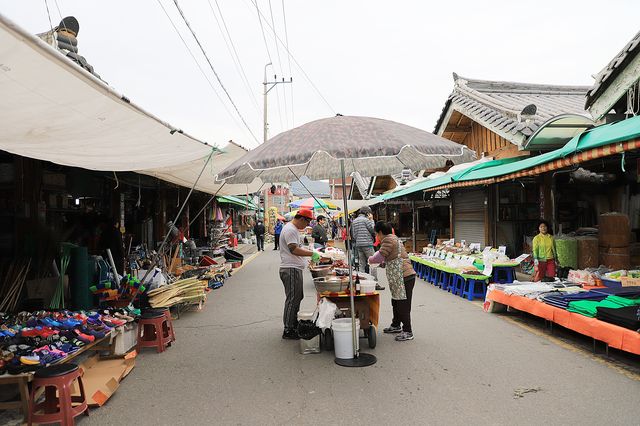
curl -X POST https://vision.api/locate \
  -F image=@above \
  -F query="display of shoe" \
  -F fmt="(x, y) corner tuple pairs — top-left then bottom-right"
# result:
(395, 331), (414, 341)
(74, 329), (95, 343)
(383, 325), (402, 334)
(282, 329), (300, 340)
(19, 355), (40, 365)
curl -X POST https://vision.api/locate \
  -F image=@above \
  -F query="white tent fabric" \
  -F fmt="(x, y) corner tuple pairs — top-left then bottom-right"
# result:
(0, 14), (259, 195)
(141, 141), (262, 196)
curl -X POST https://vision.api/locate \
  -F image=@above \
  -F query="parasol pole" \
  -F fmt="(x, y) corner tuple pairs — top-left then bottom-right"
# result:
(334, 159), (376, 367)
(340, 159), (359, 358)
(287, 167), (334, 219)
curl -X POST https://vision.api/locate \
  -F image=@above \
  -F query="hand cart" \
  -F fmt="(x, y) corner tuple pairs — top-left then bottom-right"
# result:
(314, 277), (379, 350)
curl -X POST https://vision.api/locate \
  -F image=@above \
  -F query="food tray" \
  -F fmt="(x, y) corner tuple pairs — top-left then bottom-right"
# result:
(314, 277), (349, 293)
(309, 266), (332, 278)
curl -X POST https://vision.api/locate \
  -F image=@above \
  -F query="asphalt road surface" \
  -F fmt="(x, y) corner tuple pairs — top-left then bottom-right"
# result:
(79, 246), (640, 426)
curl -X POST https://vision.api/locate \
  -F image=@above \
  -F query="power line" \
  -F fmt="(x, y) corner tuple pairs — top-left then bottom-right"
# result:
(268, 0), (288, 129)
(155, 0), (246, 139)
(281, 0), (294, 126)
(43, 0), (54, 32)
(207, 0), (261, 113)
(254, 0), (283, 131)
(254, 0), (272, 63)
(172, 0), (260, 145)
(248, 0), (335, 114)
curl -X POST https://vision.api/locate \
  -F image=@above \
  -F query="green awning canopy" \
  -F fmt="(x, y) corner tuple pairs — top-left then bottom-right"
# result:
(377, 115), (640, 201)
(216, 195), (258, 210)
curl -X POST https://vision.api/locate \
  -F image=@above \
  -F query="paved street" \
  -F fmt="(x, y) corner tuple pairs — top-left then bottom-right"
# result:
(83, 246), (640, 425)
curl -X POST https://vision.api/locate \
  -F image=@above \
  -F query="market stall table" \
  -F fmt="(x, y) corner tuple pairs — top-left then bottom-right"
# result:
(486, 289), (640, 355)
(410, 255), (491, 300)
(0, 332), (115, 422)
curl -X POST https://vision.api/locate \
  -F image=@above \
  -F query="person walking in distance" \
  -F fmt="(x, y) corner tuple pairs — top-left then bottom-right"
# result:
(254, 220), (265, 251)
(351, 206), (384, 290)
(279, 209), (320, 339)
(274, 219), (283, 250)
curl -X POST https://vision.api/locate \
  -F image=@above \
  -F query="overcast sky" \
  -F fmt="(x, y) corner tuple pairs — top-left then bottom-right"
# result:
(1, 1), (638, 150)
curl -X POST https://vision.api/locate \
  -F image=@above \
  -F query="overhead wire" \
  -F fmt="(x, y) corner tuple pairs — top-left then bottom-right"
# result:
(43, 0), (54, 33)
(155, 0), (246, 139)
(172, 0), (261, 145)
(254, 0), (284, 131)
(207, 0), (261, 113)
(268, 0), (287, 129)
(281, 0), (294, 126)
(248, 0), (335, 114)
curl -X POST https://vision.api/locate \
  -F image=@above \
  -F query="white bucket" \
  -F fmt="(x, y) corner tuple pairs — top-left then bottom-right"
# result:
(360, 280), (376, 294)
(331, 318), (360, 359)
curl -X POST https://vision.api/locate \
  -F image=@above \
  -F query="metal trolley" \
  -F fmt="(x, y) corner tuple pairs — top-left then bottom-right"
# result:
(313, 277), (380, 350)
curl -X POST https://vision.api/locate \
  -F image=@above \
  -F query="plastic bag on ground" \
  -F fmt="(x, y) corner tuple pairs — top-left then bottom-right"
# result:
(316, 297), (337, 330)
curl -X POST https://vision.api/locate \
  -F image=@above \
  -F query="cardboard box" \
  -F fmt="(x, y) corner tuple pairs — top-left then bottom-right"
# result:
(111, 323), (138, 356)
(76, 353), (136, 407)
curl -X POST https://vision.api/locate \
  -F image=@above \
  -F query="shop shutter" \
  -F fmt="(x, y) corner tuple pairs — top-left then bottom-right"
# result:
(453, 190), (486, 246)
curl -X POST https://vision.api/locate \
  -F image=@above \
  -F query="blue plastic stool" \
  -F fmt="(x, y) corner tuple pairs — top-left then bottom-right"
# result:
(461, 278), (487, 301)
(438, 271), (450, 290)
(421, 265), (430, 281)
(429, 268), (439, 285)
(446, 273), (457, 293)
(492, 266), (515, 284)
(452, 275), (464, 296)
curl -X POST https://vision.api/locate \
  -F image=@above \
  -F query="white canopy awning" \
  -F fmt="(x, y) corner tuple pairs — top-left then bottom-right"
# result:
(0, 13), (259, 195)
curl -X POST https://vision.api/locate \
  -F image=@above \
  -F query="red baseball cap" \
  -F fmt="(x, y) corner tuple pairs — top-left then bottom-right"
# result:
(297, 208), (314, 220)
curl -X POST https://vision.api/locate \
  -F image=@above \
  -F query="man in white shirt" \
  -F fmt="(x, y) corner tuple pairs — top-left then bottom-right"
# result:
(279, 209), (320, 339)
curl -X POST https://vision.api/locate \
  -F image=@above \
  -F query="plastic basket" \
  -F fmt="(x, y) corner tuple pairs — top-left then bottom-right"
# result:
(620, 276), (640, 287)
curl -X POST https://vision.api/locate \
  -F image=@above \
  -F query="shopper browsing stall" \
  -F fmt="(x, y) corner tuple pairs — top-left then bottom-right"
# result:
(351, 207), (383, 289)
(369, 221), (416, 341)
(532, 220), (556, 281)
(311, 215), (329, 247)
(280, 209), (320, 339)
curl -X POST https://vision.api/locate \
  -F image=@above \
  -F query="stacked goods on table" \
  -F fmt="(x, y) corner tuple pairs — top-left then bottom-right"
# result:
(0, 309), (135, 375)
(147, 276), (208, 308)
(599, 213), (631, 270)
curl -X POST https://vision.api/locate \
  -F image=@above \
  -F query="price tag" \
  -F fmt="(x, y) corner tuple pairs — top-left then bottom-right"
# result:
(483, 262), (493, 277)
(470, 243), (481, 251)
(483, 246), (492, 254)
(513, 253), (530, 264)
(498, 246), (507, 255)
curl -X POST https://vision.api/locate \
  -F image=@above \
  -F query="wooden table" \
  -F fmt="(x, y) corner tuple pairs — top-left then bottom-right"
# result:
(0, 332), (115, 422)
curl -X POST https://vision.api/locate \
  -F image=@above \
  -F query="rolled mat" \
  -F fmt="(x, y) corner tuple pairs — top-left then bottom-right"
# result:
(599, 252), (631, 270)
(69, 246), (92, 310)
(556, 237), (578, 269)
(599, 213), (630, 248)
(577, 237), (599, 269)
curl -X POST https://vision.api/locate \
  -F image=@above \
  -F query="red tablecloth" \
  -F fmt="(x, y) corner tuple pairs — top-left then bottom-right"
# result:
(486, 289), (640, 355)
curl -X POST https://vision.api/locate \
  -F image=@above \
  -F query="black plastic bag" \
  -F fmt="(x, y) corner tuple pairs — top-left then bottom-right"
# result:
(297, 320), (322, 340)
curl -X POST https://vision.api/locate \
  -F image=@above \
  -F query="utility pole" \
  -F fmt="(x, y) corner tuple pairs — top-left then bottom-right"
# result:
(263, 63), (292, 225)
(263, 62), (292, 144)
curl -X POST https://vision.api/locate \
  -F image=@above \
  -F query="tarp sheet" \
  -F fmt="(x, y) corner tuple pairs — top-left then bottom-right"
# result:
(216, 195), (258, 210)
(0, 13), (259, 196)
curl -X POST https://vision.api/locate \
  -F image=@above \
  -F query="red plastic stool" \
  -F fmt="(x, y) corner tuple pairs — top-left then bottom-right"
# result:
(28, 363), (88, 426)
(145, 308), (176, 343)
(137, 311), (171, 353)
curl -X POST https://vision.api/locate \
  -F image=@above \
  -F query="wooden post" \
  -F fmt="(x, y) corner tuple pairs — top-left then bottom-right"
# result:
(412, 200), (417, 253)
